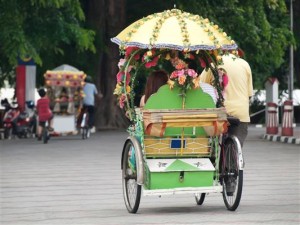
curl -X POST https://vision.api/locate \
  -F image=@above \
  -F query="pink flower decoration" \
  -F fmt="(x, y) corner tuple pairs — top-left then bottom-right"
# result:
(199, 58), (206, 68)
(189, 54), (195, 60)
(116, 71), (131, 85)
(145, 56), (159, 68)
(170, 69), (184, 78)
(118, 58), (133, 72)
(177, 69), (185, 77)
(116, 71), (124, 83)
(170, 71), (178, 79)
(118, 58), (126, 69)
(119, 94), (126, 108)
(222, 73), (229, 87)
(186, 69), (197, 78)
(125, 47), (139, 58)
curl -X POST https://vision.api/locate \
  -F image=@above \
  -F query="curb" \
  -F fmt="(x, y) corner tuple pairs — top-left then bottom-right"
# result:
(262, 134), (300, 145)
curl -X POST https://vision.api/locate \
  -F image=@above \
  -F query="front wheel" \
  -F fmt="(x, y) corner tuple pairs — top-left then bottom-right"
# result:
(221, 136), (243, 211)
(195, 193), (206, 205)
(122, 140), (141, 213)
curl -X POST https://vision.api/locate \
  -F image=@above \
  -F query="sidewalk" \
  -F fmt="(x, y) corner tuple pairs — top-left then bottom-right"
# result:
(260, 124), (300, 145)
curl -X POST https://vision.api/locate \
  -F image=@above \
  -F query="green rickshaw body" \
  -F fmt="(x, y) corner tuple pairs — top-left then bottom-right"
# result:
(133, 84), (226, 190)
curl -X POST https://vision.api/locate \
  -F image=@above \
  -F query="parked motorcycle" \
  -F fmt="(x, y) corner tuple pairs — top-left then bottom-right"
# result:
(1, 99), (36, 139)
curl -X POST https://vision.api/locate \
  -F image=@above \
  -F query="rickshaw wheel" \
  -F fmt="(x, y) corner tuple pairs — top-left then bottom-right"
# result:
(122, 140), (141, 213)
(81, 127), (89, 139)
(221, 136), (243, 211)
(195, 193), (206, 205)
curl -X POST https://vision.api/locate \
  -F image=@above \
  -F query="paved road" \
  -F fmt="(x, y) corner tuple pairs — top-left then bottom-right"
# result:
(0, 128), (299, 225)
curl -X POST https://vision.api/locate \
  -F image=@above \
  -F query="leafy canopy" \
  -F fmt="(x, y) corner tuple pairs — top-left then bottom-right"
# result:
(127, 0), (293, 89)
(0, 0), (95, 87)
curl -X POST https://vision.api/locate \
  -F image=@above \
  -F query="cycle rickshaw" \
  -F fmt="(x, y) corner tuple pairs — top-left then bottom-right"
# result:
(44, 64), (86, 139)
(111, 9), (244, 213)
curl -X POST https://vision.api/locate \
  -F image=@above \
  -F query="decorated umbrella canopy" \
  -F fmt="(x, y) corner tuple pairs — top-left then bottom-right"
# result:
(111, 9), (238, 120)
(111, 9), (237, 51)
(44, 64), (86, 87)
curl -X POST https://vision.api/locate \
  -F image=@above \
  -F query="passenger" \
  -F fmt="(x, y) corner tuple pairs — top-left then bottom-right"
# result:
(199, 82), (218, 105)
(36, 88), (54, 140)
(139, 70), (169, 107)
(200, 54), (253, 146)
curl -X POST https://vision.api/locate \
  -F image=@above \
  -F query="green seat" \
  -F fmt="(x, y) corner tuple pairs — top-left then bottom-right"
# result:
(144, 84), (216, 136)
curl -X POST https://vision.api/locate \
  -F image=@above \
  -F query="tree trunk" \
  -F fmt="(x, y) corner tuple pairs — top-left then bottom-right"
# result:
(85, 0), (129, 129)
(294, 0), (300, 87)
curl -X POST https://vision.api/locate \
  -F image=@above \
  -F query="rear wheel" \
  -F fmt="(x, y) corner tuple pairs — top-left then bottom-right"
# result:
(42, 127), (48, 144)
(4, 127), (12, 139)
(221, 136), (243, 211)
(122, 140), (141, 213)
(82, 128), (86, 139)
(81, 113), (89, 139)
(195, 193), (206, 205)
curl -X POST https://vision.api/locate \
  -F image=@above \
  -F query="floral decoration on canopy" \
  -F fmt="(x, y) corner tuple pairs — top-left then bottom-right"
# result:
(111, 9), (238, 121)
(113, 46), (234, 119)
(44, 71), (86, 87)
(111, 9), (237, 51)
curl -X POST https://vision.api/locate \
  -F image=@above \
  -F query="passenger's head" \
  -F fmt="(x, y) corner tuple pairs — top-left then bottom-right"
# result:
(38, 88), (46, 98)
(144, 70), (168, 103)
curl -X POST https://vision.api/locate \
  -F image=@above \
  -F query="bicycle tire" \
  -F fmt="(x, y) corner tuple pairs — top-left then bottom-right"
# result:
(221, 136), (243, 211)
(195, 193), (206, 205)
(43, 127), (48, 144)
(122, 140), (141, 213)
(82, 128), (86, 139)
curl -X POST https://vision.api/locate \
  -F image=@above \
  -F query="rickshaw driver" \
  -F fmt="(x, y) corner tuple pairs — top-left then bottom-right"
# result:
(200, 54), (253, 147)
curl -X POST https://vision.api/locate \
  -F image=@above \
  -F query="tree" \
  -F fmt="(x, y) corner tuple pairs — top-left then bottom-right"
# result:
(82, 0), (294, 129)
(0, 0), (95, 87)
(294, 0), (300, 88)
(81, 0), (128, 129)
(1, 0), (296, 130)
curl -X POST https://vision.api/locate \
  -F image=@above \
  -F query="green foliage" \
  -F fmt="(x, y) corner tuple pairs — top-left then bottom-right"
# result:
(127, 0), (294, 90)
(0, 0), (95, 87)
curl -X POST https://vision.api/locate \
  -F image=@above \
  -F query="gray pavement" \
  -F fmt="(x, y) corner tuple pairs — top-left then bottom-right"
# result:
(0, 128), (299, 225)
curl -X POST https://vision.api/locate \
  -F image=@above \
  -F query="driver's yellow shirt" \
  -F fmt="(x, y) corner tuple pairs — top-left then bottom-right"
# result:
(200, 54), (253, 122)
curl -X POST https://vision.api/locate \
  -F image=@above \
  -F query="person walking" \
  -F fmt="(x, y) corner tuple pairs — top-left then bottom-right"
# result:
(200, 54), (253, 146)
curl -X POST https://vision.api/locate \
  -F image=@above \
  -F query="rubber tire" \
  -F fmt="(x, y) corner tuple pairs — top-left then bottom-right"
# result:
(82, 128), (86, 139)
(122, 140), (141, 213)
(221, 136), (243, 211)
(82, 127), (89, 139)
(4, 127), (12, 139)
(43, 127), (48, 144)
(195, 193), (206, 205)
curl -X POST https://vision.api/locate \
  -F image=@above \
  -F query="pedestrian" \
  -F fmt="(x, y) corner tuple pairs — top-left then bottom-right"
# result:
(79, 76), (102, 132)
(200, 53), (253, 146)
(36, 88), (54, 140)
